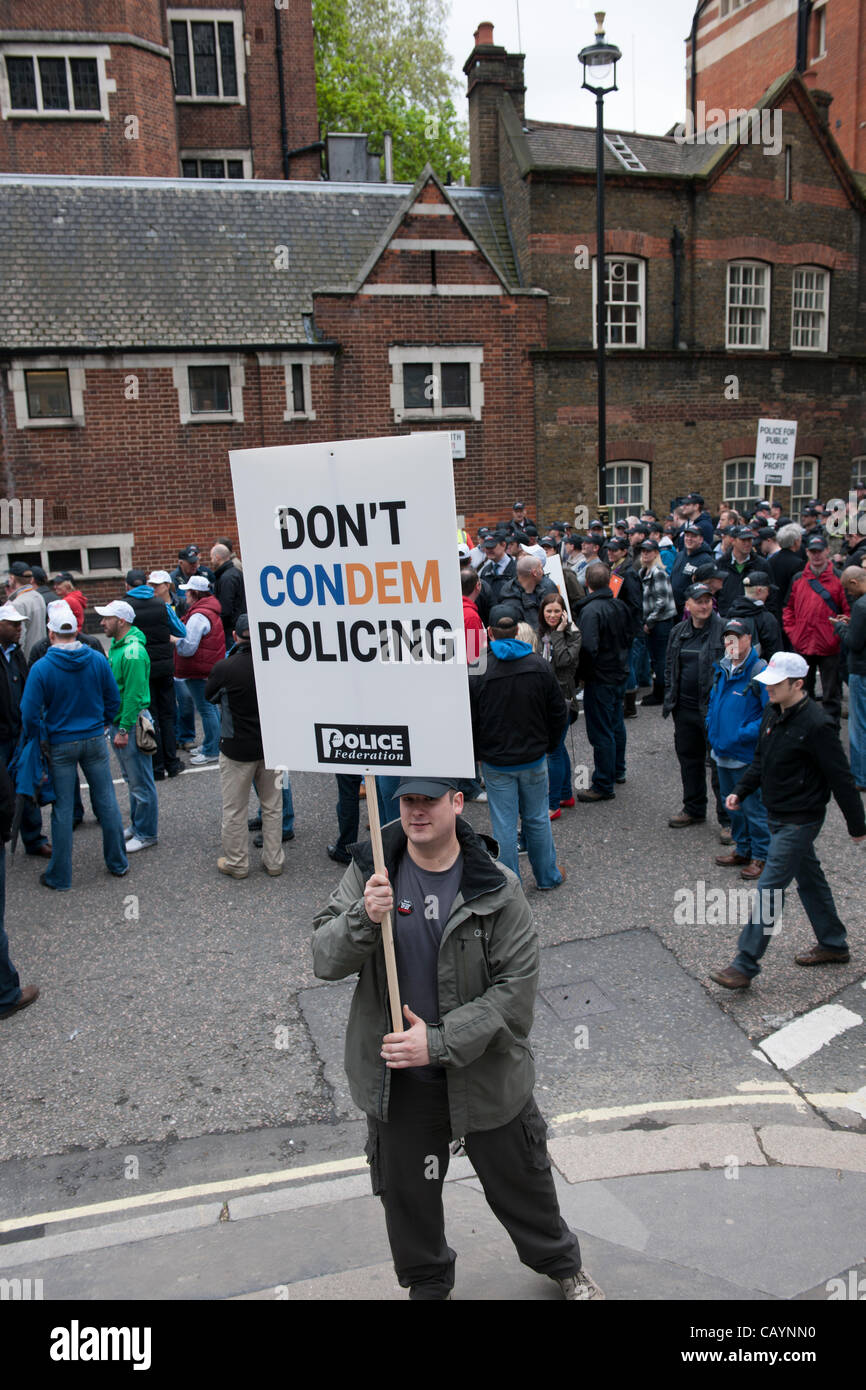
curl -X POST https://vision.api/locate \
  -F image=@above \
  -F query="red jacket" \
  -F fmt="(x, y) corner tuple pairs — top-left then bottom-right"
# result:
(783, 563), (849, 656)
(64, 588), (86, 631)
(462, 595), (486, 664)
(174, 593), (226, 678)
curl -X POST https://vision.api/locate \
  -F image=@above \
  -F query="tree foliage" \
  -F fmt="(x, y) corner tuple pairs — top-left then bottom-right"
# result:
(312, 0), (470, 184)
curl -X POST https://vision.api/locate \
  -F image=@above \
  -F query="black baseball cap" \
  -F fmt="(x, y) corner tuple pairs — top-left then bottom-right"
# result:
(685, 583), (712, 599)
(743, 571), (771, 588)
(482, 535), (499, 550)
(395, 777), (461, 798)
(234, 613), (250, 635)
(684, 492), (704, 506)
(512, 500), (526, 510)
(178, 545), (200, 561)
(756, 527), (776, 540)
(9, 561), (32, 577)
(806, 535), (828, 550)
(639, 539), (659, 552)
(732, 526), (755, 540)
(549, 522), (566, 534)
(606, 536), (628, 551)
(723, 618), (751, 637)
(524, 524), (539, 537)
(629, 523), (649, 535)
(683, 524), (702, 536)
(540, 536), (558, 549)
(694, 564), (723, 582)
(581, 534), (601, 547)
(488, 605), (520, 628)
(52, 570), (75, 584)
(801, 506), (820, 517)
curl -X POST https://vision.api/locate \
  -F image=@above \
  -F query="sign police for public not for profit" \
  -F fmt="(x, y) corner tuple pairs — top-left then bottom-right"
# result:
(229, 433), (475, 777)
(754, 419), (797, 489)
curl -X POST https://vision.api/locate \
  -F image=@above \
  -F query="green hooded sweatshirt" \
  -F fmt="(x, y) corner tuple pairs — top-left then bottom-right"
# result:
(107, 625), (151, 731)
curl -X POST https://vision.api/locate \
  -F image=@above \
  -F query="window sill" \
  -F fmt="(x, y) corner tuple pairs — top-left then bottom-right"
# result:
(5, 110), (106, 120)
(22, 416), (84, 428)
(283, 411), (317, 422)
(174, 97), (244, 106)
(183, 413), (242, 425)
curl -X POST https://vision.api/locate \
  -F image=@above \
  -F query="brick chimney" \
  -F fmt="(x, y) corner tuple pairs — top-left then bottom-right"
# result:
(464, 21), (526, 186)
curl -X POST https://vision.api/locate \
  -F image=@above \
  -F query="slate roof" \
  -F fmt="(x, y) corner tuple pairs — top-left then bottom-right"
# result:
(523, 121), (714, 176)
(0, 174), (520, 351)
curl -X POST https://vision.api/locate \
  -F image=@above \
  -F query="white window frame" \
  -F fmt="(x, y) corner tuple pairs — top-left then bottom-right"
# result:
(172, 358), (245, 424)
(592, 256), (646, 350)
(726, 261), (770, 350)
(605, 462), (649, 521)
(0, 533), (134, 582)
(813, 1), (827, 60)
(792, 457), (819, 518)
(283, 361), (316, 422)
(168, 9), (246, 105)
(852, 458), (866, 487)
(179, 148), (252, 179)
(791, 266), (829, 352)
(723, 458), (756, 514)
(0, 44), (113, 120)
(8, 360), (86, 428)
(388, 346), (484, 423)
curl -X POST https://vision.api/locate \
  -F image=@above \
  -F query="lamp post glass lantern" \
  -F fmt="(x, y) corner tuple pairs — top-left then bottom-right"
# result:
(579, 12), (621, 518)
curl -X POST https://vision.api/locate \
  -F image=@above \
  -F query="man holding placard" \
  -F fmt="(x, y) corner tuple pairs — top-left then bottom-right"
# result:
(312, 777), (602, 1301)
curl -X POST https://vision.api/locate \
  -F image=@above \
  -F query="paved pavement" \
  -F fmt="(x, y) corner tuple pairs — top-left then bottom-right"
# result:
(1, 700), (864, 1302)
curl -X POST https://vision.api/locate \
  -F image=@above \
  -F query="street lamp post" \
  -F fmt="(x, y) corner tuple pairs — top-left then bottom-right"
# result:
(579, 12), (621, 520)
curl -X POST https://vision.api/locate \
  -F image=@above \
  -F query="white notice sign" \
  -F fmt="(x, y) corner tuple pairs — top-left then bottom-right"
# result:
(755, 419), (797, 489)
(229, 433), (475, 777)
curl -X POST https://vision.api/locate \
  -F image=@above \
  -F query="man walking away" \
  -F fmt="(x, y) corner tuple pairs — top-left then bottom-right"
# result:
(96, 599), (159, 854)
(204, 615), (284, 879)
(575, 562), (631, 802)
(469, 608), (567, 889)
(709, 653), (865, 989)
(312, 778), (602, 1300)
(19, 602), (128, 889)
(706, 619), (770, 880)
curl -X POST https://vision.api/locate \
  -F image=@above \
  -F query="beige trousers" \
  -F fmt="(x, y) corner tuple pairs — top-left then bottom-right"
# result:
(218, 754), (284, 873)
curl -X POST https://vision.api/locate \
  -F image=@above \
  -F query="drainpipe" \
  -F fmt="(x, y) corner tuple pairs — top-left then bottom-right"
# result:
(671, 227), (684, 349)
(274, 4), (290, 178)
(796, 0), (813, 72)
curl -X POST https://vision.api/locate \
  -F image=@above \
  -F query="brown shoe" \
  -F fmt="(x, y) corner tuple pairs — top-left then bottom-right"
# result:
(794, 945), (850, 967)
(0, 984), (40, 1020)
(740, 860), (765, 880)
(715, 852), (751, 867)
(217, 857), (248, 880)
(538, 865), (567, 891)
(718, 827), (734, 845)
(709, 966), (751, 989)
(669, 811), (706, 827)
(577, 788), (615, 802)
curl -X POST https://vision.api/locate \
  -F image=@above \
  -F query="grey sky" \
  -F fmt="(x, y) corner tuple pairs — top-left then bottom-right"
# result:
(446, 1), (699, 137)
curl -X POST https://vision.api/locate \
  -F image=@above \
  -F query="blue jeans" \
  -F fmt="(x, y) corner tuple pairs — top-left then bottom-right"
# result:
(547, 723), (572, 808)
(629, 634), (651, 689)
(377, 775), (403, 827)
(0, 738), (47, 850)
(186, 678), (220, 757)
(0, 845), (21, 1009)
(112, 728), (159, 844)
(582, 682), (627, 796)
(45, 735), (128, 889)
(733, 817), (848, 978)
(480, 757), (562, 889)
(334, 774), (388, 853)
(849, 673), (866, 786)
(174, 677), (196, 743)
(715, 764), (770, 860)
(645, 620), (672, 687)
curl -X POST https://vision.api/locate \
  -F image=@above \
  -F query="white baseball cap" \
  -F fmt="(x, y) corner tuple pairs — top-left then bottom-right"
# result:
(754, 652), (809, 685)
(178, 575), (211, 592)
(47, 600), (78, 634)
(147, 570), (172, 585)
(457, 542), (472, 561)
(0, 602), (28, 622)
(95, 600), (135, 623)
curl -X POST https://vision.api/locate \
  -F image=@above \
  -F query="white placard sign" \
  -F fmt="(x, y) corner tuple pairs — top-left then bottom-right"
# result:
(229, 433), (475, 777)
(755, 419), (797, 489)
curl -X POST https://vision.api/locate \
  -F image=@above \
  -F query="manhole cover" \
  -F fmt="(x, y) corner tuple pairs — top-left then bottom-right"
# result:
(540, 979), (615, 1021)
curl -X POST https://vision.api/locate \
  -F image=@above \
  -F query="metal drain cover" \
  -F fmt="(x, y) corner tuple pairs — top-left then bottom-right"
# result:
(540, 979), (615, 1021)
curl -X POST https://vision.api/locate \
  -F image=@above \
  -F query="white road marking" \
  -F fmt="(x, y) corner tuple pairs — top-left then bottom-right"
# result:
(0, 1155), (368, 1235)
(807, 1087), (866, 1119)
(551, 1092), (807, 1125)
(759, 1004), (863, 1071)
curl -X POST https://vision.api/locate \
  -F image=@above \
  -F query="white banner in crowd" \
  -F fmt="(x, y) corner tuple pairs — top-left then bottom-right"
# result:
(229, 433), (475, 777)
(754, 419), (797, 489)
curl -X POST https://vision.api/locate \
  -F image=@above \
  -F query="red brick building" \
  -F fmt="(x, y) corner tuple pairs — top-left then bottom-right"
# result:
(0, 0), (321, 180)
(0, 167), (546, 605)
(465, 22), (866, 526)
(686, 0), (866, 174)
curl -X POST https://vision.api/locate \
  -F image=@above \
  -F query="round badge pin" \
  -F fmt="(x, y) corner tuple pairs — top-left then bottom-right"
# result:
(397, 899), (414, 915)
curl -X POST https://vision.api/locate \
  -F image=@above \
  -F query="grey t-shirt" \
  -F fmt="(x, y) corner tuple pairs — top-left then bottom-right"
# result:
(392, 850), (463, 1081)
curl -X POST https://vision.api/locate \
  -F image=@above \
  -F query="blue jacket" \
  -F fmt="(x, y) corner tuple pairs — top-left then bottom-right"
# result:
(705, 646), (769, 764)
(20, 644), (121, 745)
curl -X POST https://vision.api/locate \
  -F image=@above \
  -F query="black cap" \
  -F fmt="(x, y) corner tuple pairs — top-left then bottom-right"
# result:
(512, 500), (525, 510)
(549, 522), (566, 533)
(806, 535), (827, 550)
(733, 526), (755, 540)
(693, 564), (723, 582)
(52, 570), (75, 584)
(684, 492), (704, 506)
(30, 564), (47, 584)
(540, 536), (558, 549)
(126, 568), (146, 587)
(488, 604), (520, 628)
(589, 519), (605, 529)
(482, 535), (499, 550)
(683, 524), (702, 536)
(9, 561), (32, 577)
(477, 526), (490, 538)
(564, 533), (581, 547)
(524, 524), (539, 537)
(801, 506), (820, 517)
(178, 545), (200, 561)
(629, 524), (649, 536)
(581, 533), (601, 547)
(394, 777), (461, 798)
(234, 613), (250, 636)
(723, 618), (751, 637)
(685, 583), (712, 599)
(639, 539), (659, 552)
(606, 536), (628, 550)
(756, 526), (776, 540)
(743, 571), (771, 588)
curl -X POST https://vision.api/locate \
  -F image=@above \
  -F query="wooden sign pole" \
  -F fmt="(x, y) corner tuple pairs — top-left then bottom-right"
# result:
(364, 774), (403, 1034)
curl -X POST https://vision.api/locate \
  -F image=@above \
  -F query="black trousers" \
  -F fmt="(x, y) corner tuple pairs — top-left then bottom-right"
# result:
(673, 704), (727, 822)
(804, 653), (842, 728)
(149, 673), (180, 775)
(365, 1072), (581, 1299)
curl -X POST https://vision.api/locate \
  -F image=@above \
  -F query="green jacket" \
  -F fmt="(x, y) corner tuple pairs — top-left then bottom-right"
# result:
(312, 816), (538, 1136)
(106, 625), (151, 731)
